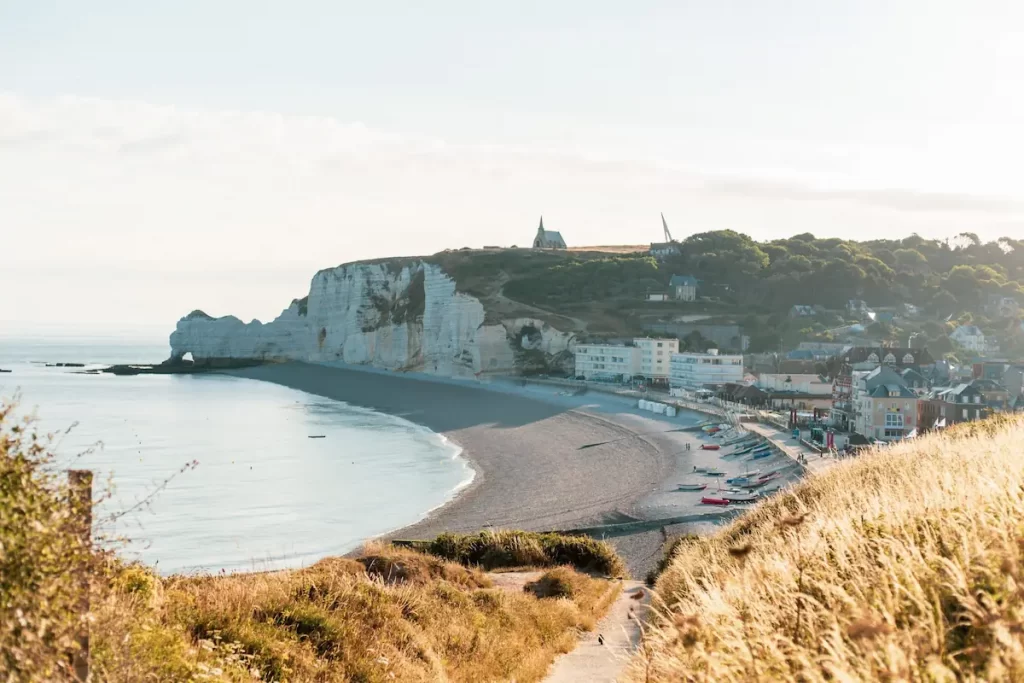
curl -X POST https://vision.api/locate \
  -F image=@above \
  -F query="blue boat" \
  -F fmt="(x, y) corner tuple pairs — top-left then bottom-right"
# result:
(750, 451), (773, 460)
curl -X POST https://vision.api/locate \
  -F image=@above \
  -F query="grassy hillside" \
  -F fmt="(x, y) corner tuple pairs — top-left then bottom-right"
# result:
(0, 406), (623, 682)
(629, 416), (1024, 682)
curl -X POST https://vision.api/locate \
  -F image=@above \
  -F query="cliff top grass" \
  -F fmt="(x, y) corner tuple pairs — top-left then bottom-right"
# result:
(629, 415), (1024, 682)
(0, 404), (623, 682)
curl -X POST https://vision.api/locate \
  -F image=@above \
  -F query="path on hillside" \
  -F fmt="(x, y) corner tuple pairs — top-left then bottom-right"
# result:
(543, 580), (651, 683)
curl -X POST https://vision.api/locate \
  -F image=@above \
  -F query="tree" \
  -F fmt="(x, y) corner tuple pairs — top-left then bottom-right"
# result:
(894, 248), (927, 271)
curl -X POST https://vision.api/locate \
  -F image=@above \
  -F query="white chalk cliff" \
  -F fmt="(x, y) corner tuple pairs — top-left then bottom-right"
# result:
(169, 261), (575, 377)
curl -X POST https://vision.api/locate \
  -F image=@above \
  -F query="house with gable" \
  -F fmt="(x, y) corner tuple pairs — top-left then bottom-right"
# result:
(950, 325), (986, 354)
(852, 366), (920, 441)
(669, 275), (698, 302)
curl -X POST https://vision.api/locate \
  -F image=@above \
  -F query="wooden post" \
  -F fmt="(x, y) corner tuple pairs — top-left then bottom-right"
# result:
(68, 469), (92, 683)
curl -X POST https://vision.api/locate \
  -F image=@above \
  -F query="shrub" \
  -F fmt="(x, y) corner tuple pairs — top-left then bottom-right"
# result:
(0, 403), (96, 680)
(424, 530), (627, 578)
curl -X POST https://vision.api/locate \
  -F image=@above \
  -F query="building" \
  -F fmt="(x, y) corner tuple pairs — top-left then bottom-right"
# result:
(985, 294), (1020, 318)
(572, 343), (639, 381)
(649, 242), (680, 259)
(532, 216), (566, 249)
(839, 346), (934, 371)
(635, 337), (679, 382)
(669, 348), (744, 389)
(854, 382), (919, 442)
(899, 367), (929, 393)
(973, 378), (1011, 412)
(645, 292), (670, 302)
(848, 300), (874, 320)
(756, 373), (832, 395)
(920, 382), (989, 429)
(950, 325), (986, 354)
(669, 275), (698, 302)
(831, 358), (926, 432)
(789, 305), (817, 318)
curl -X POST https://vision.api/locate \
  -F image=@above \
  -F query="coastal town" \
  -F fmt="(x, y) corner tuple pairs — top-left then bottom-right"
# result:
(528, 217), (1024, 452)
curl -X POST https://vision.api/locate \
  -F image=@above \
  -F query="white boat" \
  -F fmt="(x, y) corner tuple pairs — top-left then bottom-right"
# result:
(677, 483), (708, 492)
(704, 469), (726, 477)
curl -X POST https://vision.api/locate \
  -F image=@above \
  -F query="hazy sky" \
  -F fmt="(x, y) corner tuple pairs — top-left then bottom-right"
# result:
(2, 1), (1023, 330)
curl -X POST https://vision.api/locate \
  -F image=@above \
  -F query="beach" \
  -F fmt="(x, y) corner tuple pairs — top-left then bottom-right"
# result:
(228, 363), (767, 576)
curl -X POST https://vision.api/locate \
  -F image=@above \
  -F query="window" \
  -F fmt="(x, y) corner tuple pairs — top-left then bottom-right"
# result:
(903, 353), (915, 364)
(867, 353), (879, 363)
(884, 428), (904, 438)
(885, 413), (904, 428)
(657, 342), (663, 348)
(974, 396), (981, 404)
(963, 408), (969, 419)
(884, 353), (896, 365)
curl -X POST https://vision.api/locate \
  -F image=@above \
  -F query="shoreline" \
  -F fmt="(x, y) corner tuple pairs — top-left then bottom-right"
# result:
(227, 362), (709, 575)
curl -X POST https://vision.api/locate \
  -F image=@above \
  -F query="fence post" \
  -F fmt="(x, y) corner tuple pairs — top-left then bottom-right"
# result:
(68, 469), (92, 683)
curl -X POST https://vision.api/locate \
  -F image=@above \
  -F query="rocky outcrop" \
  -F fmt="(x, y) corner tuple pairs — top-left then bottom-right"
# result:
(169, 261), (575, 378)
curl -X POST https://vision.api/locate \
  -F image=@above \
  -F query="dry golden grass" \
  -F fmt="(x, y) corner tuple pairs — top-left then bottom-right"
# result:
(628, 415), (1024, 682)
(88, 544), (619, 682)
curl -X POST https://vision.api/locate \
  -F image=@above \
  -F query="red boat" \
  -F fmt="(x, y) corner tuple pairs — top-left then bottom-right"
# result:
(701, 496), (730, 506)
(700, 444), (721, 451)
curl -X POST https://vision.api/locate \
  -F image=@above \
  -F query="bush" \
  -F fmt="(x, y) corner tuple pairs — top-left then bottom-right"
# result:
(0, 403), (95, 680)
(424, 530), (627, 578)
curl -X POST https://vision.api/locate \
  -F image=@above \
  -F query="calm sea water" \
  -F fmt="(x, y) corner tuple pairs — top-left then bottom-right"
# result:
(0, 334), (472, 574)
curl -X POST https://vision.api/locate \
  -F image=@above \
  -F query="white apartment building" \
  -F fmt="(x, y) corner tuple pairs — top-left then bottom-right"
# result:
(573, 343), (640, 381)
(669, 349), (744, 389)
(634, 337), (679, 381)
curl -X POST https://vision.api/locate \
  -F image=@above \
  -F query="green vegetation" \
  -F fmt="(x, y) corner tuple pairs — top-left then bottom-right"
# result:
(503, 255), (662, 305)
(1, 406), (624, 681)
(422, 530), (628, 578)
(629, 415), (1024, 681)
(421, 233), (1024, 352)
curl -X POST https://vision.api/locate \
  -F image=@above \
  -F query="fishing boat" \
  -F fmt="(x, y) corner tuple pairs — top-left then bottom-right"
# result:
(677, 483), (708, 492)
(701, 496), (730, 506)
(308, 435), (327, 439)
(700, 444), (720, 451)
(750, 451), (773, 460)
(704, 469), (725, 476)
(722, 492), (758, 503)
(725, 472), (760, 485)
(692, 466), (710, 473)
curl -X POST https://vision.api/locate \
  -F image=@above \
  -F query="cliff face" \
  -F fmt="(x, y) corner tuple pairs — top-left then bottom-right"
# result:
(169, 261), (575, 377)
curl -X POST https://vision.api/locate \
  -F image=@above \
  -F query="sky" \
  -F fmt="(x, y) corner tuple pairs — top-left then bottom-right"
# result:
(2, 1), (1023, 331)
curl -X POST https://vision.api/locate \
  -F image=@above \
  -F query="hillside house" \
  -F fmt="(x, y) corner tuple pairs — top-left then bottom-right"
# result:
(532, 217), (566, 249)
(950, 325), (986, 354)
(789, 305), (817, 318)
(985, 294), (1020, 318)
(848, 300), (874, 320)
(669, 275), (698, 302)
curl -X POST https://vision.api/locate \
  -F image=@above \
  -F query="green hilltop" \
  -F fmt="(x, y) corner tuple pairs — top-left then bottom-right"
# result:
(420, 231), (1024, 356)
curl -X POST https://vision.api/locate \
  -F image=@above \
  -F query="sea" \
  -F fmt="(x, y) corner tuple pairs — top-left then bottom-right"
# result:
(0, 333), (473, 575)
